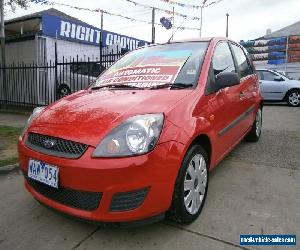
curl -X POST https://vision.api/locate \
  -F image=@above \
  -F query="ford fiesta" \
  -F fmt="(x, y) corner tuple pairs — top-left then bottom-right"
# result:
(18, 37), (263, 225)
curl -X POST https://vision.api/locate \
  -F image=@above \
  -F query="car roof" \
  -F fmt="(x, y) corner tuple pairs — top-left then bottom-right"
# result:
(256, 69), (274, 71)
(140, 37), (237, 50)
(160, 37), (234, 44)
(132, 37), (244, 56)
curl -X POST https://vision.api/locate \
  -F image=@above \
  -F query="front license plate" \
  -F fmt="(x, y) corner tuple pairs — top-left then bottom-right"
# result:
(28, 159), (59, 188)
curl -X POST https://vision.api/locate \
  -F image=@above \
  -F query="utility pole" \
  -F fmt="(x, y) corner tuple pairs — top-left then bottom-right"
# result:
(226, 13), (229, 38)
(285, 35), (289, 73)
(170, 7), (175, 41)
(199, 0), (207, 37)
(0, 0), (4, 66)
(99, 10), (103, 66)
(151, 8), (155, 44)
(0, 0), (6, 105)
(199, 6), (203, 37)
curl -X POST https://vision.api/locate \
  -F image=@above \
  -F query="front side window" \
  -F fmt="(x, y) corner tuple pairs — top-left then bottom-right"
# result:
(205, 42), (237, 94)
(212, 42), (236, 77)
(231, 44), (252, 78)
(257, 71), (263, 80)
(93, 42), (209, 89)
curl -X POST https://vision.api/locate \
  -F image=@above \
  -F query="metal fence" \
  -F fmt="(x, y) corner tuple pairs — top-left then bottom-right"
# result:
(0, 49), (126, 109)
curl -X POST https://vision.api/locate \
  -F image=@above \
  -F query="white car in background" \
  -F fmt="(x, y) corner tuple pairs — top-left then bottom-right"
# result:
(257, 69), (300, 106)
(57, 62), (105, 98)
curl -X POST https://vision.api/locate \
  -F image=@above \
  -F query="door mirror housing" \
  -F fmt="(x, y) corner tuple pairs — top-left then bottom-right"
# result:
(274, 76), (284, 81)
(215, 72), (240, 90)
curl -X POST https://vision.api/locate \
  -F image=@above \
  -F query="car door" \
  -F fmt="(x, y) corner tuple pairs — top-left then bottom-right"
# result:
(206, 42), (243, 158)
(258, 70), (286, 100)
(230, 43), (257, 133)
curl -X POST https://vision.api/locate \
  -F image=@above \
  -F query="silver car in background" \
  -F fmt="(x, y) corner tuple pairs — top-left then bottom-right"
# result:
(257, 69), (300, 106)
(57, 62), (105, 98)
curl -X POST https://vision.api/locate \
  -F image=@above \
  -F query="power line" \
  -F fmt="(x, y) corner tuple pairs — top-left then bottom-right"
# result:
(31, 1), (200, 31)
(157, 0), (225, 9)
(125, 0), (201, 20)
(204, 0), (225, 8)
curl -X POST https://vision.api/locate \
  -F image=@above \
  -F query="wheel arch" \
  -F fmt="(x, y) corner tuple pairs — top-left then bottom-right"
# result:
(189, 134), (212, 169)
(283, 88), (300, 101)
(259, 100), (264, 109)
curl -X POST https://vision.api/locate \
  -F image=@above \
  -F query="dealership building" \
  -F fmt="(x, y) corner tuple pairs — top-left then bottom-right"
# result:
(4, 8), (150, 64)
(1, 8), (149, 106)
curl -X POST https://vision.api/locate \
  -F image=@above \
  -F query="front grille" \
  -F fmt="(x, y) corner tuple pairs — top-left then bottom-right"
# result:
(110, 188), (148, 212)
(26, 132), (88, 159)
(25, 175), (101, 211)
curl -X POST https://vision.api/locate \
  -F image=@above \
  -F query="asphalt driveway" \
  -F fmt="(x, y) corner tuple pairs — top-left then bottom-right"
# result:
(0, 104), (299, 250)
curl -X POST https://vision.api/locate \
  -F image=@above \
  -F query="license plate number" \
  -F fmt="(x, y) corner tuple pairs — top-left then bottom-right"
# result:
(28, 159), (59, 188)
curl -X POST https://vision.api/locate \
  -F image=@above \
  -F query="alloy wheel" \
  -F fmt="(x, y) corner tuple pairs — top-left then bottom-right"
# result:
(255, 109), (262, 137)
(288, 92), (300, 106)
(60, 88), (70, 97)
(184, 153), (207, 215)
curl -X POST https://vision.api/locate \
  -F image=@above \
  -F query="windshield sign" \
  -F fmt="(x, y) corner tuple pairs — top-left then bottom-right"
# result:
(94, 42), (208, 89)
(96, 50), (191, 87)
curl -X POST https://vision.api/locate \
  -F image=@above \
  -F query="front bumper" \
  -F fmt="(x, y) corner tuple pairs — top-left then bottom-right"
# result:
(18, 138), (185, 223)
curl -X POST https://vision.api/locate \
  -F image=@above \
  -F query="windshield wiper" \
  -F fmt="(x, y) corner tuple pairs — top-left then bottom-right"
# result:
(91, 84), (143, 90)
(149, 83), (194, 90)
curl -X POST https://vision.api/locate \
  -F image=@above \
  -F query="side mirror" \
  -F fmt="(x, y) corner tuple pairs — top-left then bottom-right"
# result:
(215, 72), (240, 90)
(274, 76), (284, 81)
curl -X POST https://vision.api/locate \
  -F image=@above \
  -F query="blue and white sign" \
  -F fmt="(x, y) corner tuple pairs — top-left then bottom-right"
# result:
(42, 14), (149, 50)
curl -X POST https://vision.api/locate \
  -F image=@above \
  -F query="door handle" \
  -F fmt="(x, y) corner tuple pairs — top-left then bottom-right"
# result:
(240, 92), (246, 99)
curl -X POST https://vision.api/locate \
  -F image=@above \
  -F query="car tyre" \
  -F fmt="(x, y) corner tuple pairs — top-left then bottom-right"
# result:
(57, 84), (71, 99)
(167, 144), (209, 224)
(245, 107), (262, 142)
(286, 89), (300, 107)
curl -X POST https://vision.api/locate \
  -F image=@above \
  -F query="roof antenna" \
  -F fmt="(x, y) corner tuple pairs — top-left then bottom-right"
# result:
(168, 17), (187, 43)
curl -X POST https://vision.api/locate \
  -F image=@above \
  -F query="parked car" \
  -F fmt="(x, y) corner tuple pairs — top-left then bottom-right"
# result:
(57, 62), (105, 98)
(18, 37), (263, 226)
(257, 69), (300, 106)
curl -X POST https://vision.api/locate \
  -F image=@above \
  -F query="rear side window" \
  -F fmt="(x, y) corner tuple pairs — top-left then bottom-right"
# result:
(71, 63), (101, 77)
(212, 42), (236, 77)
(231, 44), (252, 78)
(259, 71), (276, 81)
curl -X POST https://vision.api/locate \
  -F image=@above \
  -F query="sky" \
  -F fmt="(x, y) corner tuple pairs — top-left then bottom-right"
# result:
(5, 0), (300, 43)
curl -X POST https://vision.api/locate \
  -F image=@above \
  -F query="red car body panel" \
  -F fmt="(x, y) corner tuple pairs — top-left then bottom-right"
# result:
(18, 37), (262, 223)
(29, 89), (192, 147)
(19, 141), (185, 222)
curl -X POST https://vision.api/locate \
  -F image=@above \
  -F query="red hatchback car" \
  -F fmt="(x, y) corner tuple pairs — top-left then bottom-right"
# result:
(18, 37), (263, 225)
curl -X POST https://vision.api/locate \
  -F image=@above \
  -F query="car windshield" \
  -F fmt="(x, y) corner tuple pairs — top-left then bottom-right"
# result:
(92, 42), (209, 89)
(273, 70), (293, 80)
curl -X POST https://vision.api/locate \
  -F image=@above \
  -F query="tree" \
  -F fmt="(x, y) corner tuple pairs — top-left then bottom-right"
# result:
(5, 0), (30, 11)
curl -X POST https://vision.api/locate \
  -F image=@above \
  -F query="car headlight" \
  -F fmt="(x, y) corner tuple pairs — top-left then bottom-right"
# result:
(92, 113), (164, 157)
(20, 107), (45, 138)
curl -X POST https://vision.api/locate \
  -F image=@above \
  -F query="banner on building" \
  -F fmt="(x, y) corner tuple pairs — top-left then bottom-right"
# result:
(42, 13), (149, 50)
(240, 35), (300, 64)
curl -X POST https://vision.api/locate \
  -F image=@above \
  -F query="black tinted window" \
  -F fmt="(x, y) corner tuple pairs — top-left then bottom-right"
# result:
(212, 42), (236, 77)
(71, 63), (102, 77)
(231, 44), (252, 78)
